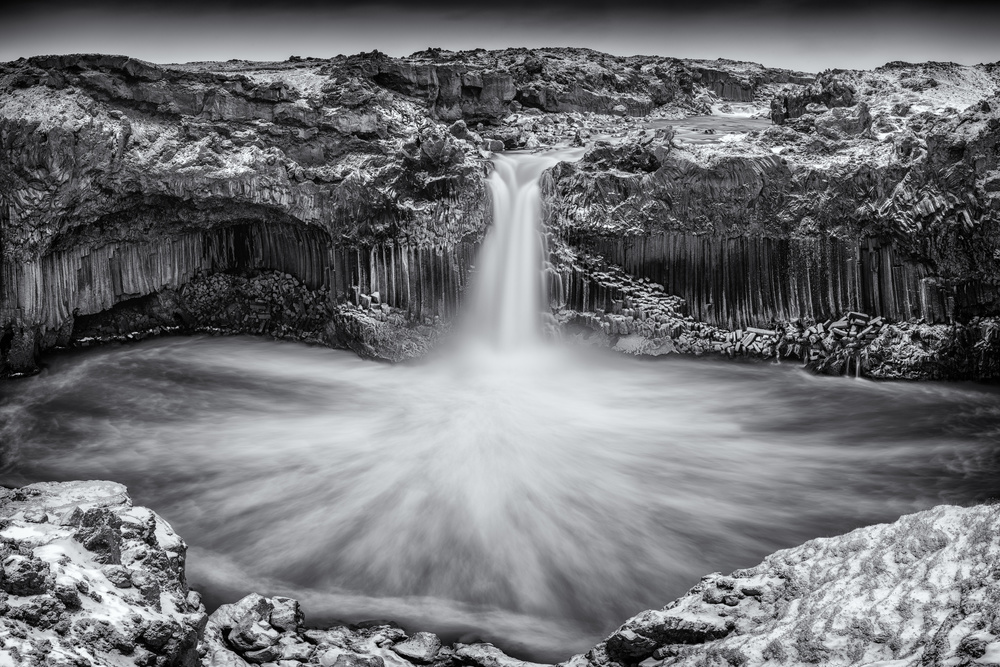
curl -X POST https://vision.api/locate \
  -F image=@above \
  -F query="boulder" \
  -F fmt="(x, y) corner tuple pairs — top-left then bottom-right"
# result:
(815, 101), (872, 139)
(392, 631), (442, 663)
(2, 554), (51, 596)
(269, 596), (304, 633)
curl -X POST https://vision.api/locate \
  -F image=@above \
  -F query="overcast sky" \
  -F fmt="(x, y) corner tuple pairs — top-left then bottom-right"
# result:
(2, 1), (998, 72)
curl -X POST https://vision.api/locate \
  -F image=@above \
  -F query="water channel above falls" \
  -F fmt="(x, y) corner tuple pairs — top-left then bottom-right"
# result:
(1, 151), (1000, 662)
(645, 112), (774, 145)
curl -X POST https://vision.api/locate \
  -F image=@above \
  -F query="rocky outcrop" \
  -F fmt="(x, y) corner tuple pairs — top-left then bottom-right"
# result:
(544, 96), (998, 249)
(547, 240), (1000, 379)
(367, 49), (812, 122)
(540, 61), (1000, 378)
(770, 71), (857, 124)
(0, 481), (207, 666)
(569, 503), (1000, 667)
(326, 303), (445, 362)
(4, 482), (998, 667)
(0, 52), (494, 374)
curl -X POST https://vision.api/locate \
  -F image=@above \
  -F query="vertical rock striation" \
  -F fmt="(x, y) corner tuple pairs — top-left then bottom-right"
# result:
(0, 53), (494, 373)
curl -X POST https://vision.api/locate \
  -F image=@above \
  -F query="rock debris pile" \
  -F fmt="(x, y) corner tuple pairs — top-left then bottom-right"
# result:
(181, 271), (331, 341)
(200, 593), (541, 667)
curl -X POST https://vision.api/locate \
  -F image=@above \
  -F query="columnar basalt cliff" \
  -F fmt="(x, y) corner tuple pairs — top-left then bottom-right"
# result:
(2, 49), (999, 377)
(539, 61), (1000, 378)
(0, 52), (495, 372)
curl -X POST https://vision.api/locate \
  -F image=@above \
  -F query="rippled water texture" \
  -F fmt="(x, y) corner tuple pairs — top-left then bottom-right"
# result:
(2, 337), (999, 660)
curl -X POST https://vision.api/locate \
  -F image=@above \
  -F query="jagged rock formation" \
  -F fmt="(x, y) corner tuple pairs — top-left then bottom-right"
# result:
(0, 53), (492, 372)
(540, 61), (1000, 377)
(2, 49), (999, 377)
(570, 503), (1000, 667)
(4, 482), (997, 667)
(369, 49), (812, 121)
(0, 481), (207, 666)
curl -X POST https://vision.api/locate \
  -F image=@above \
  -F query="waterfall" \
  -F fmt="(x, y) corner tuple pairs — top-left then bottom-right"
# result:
(466, 149), (583, 348)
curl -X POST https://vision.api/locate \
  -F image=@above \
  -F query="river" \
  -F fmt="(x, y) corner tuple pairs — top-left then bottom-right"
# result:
(2, 337), (998, 661)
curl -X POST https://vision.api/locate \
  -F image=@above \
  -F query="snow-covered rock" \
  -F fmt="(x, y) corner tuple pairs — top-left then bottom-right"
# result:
(0, 480), (207, 666)
(2, 481), (998, 667)
(569, 503), (1000, 667)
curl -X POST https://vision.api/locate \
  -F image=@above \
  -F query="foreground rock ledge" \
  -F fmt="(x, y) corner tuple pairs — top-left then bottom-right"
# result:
(0, 481), (207, 666)
(2, 483), (998, 666)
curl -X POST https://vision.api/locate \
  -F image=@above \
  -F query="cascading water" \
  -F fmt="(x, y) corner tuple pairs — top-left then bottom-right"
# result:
(465, 149), (582, 348)
(2, 150), (1000, 662)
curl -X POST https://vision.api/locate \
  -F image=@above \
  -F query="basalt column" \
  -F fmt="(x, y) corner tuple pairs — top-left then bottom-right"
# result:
(555, 232), (961, 329)
(330, 241), (479, 322)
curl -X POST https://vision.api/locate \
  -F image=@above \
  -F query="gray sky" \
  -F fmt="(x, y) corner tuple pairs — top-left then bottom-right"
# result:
(2, 1), (998, 72)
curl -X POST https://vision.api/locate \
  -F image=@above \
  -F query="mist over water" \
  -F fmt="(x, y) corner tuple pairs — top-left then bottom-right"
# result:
(1, 152), (1000, 661)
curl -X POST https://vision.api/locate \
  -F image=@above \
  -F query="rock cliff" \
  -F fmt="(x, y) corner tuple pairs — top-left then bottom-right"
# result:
(541, 61), (1000, 378)
(2, 49), (999, 377)
(3, 482), (997, 667)
(0, 52), (492, 372)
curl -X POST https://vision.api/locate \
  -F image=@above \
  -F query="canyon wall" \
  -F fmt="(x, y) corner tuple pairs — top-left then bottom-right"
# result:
(2, 50), (999, 376)
(539, 63), (1000, 378)
(0, 53), (496, 372)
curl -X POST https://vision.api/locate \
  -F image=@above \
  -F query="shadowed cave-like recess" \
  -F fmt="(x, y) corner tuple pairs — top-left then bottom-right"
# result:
(0, 205), (994, 375)
(0, 206), (483, 371)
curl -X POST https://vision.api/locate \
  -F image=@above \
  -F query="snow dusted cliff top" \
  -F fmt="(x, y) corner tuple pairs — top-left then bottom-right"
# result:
(2, 48), (997, 258)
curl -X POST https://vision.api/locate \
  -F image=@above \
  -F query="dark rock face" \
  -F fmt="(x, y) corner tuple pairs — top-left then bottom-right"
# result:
(543, 93), (1000, 374)
(2, 48), (999, 378)
(770, 71), (857, 124)
(0, 51), (493, 374)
